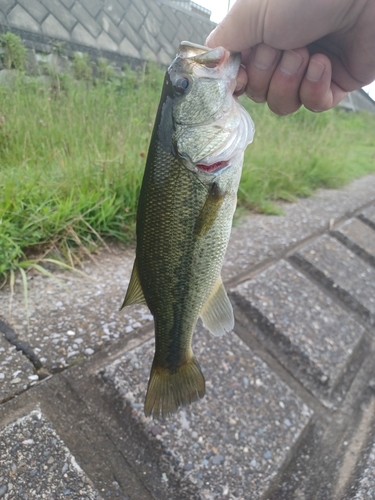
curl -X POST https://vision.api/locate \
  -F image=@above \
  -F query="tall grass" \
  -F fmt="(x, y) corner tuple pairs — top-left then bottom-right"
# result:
(0, 66), (160, 277)
(239, 101), (375, 212)
(0, 65), (374, 277)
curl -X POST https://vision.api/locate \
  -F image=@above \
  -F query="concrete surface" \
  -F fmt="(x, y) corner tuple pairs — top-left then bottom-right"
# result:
(101, 328), (312, 499)
(1, 174), (375, 499)
(0, 410), (102, 500)
(231, 260), (366, 406)
(293, 234), (375, 326)
(1, 249), (151, 372)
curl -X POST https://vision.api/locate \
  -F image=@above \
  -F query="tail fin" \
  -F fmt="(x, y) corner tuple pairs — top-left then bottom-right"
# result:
(144, 357), (205, 419)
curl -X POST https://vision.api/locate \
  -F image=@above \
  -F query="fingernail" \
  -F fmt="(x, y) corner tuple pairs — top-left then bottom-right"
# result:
(253, 45), (278, 70)
(280, 50), (303, 75)
(306, 59), (325, 82)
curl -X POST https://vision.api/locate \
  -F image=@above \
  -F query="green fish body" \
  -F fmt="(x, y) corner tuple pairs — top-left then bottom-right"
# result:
(123, 42), (254, 418)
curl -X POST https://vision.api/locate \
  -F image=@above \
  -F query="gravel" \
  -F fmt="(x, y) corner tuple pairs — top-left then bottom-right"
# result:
(0, 409), (102, 499)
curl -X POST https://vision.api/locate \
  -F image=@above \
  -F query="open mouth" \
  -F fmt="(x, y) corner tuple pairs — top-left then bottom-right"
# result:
(196, 161), (229, 173)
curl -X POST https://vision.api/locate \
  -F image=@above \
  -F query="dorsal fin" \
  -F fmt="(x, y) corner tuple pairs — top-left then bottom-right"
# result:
(120, 259), (147, 309)
(200, 277), (234, 336)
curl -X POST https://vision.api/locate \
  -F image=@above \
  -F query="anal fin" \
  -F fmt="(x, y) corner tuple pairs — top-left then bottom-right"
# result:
(200, 277), (234, 336)
(120, 259), (147, 309)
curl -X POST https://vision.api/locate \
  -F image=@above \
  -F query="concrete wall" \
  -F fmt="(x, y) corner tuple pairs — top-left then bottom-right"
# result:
(0, 0), (216, 67)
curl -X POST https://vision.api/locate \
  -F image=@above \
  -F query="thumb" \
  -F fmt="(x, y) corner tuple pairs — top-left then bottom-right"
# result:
(206, 0), (264, 51)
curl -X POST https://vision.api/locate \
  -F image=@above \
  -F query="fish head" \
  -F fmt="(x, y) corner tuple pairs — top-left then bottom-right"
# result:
(168, 41), (254, 178)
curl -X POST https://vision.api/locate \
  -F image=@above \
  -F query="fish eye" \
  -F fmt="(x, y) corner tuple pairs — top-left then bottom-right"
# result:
(174, 77), (190, 94)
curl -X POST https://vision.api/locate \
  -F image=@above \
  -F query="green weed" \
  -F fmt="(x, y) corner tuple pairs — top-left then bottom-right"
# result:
(0, 65), (162, 279)
(0, 32), (26, 70)
(72, 53), (93, 81)
(239, 102), (375, 213)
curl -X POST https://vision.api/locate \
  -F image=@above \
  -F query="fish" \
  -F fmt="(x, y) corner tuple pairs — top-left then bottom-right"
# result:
(122, 41), (254, 418)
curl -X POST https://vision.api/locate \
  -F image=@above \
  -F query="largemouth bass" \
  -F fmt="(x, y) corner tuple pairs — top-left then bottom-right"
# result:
(122, 41), (254, 418)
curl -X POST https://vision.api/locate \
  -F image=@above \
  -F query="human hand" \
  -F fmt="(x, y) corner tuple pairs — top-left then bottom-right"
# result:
(206, 0), (375, 115)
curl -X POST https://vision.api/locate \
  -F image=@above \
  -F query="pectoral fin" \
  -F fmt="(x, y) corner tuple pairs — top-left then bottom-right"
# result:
(200, 277), (234, 336)
(120, 259), (147, 309)
(194, 182), (226, 238)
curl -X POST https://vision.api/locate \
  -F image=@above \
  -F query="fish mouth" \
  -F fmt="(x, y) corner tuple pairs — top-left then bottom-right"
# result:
(178, 41), (212, 58)
(176, 41), (241, 77)
(196, 161), (229, 174)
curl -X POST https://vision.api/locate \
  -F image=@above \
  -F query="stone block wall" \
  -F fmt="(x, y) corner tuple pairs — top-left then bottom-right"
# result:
(0, 0), (216, 67)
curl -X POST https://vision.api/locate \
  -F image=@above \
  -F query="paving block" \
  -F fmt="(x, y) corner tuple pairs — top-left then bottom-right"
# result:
(333, 218), (375, 266)
(0, 249), (152, 372)
(0, 331), (36, 404)
(0, 0), (16, 14)
(97, 30), (118, 52)
(339, 218), (375, 256)
(71, 22), (97, 48)
(160, 16), (177, 44)
(145, 0), (165, 24)
(118, 16), (143, 50)
(96, 11), (124, 45)
(71, 2), (102, 38)
(294, 235), (375, 325)
(143, 12), (162, 38)
(17, 0), (48, 23)
(78, 0), (105, 18)
(42, 14), (71, 41)
(103, 0), (124, 25)
(140, 43), (158, 63)
(100, 327), (313, 499)
(118, 36), (140, 59)
(361, 205), (375, 225)
(0, 409), (102, 499)
(175, 15), (194, 41)
(157, 47), (172, 66)
(161, 3), (178, 27)
(126, 3), (144, 31)
(231, 260), (366, 403)
(157, 32), (176, 60)
(131, 0), (148, 17)
(7, 4), (41, 33)
(40, 0), (77, 32)
(139, 22), (160, 54)
(59, 0), (74, 8)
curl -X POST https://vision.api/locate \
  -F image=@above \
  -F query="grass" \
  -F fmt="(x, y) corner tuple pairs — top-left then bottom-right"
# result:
(239, 100), (375, 213)
(0, 64), (375, 279)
